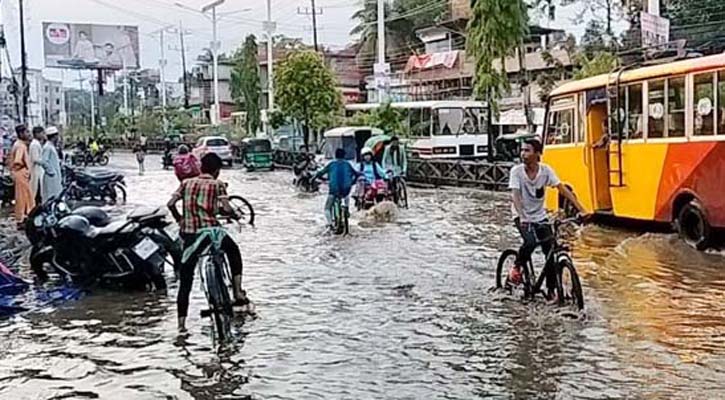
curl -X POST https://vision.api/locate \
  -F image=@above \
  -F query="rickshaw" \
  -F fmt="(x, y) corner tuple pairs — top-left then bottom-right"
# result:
(241, 138), (274, 171)
(322, 126), (384, 162)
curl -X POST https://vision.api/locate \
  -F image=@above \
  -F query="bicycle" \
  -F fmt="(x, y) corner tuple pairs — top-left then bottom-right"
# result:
(329, 195), (349, 236)
(387, 174), (409, 209)
(187, 196), (254, 343)
(496, 217), (585, 311)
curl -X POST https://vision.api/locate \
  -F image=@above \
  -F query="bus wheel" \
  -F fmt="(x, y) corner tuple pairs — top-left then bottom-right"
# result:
(676, 200), (711, 251)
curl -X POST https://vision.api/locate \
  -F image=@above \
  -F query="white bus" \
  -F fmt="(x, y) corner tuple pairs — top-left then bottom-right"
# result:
(345, 101), (491, 159)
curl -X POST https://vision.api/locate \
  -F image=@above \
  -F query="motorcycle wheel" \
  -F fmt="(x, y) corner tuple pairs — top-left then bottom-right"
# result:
(107, 183), (127, 205)
(29, 246), (50, 283)
(98, 155), (109, 166)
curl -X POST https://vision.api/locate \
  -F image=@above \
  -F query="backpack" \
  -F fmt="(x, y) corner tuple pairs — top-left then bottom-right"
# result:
(174, 154), (200, 181)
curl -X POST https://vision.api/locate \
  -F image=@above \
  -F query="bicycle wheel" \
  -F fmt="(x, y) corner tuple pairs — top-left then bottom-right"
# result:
(396, 178), (409, 209)
(228, 195), (255, 226)
(332, 200), (345, 235)
(496, 249), (519, 291)
(557, 258), (584, 311)
(205, 257), (233, 342)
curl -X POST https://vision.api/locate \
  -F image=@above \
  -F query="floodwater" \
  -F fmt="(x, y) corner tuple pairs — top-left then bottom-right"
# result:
(1, 153), (724, 399)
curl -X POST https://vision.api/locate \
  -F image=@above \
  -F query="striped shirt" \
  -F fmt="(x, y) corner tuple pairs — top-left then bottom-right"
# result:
(174, 174), (227, 234)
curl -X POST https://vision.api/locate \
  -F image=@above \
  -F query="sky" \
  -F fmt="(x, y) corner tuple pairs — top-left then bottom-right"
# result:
(0, 0), (628, 87)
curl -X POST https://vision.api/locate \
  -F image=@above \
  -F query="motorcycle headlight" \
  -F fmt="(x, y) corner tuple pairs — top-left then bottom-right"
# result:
(56, 202), (69, 214)
(33, 215), (44, 227)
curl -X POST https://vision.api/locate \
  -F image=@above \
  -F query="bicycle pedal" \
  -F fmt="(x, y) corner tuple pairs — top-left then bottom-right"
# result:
(200, 309), (212, 318)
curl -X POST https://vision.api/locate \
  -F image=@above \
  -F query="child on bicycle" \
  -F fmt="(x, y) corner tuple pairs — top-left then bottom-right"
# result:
(312, 148), (361, 230)
(168, 152), (249, 333)
(508, 139), (587, 298)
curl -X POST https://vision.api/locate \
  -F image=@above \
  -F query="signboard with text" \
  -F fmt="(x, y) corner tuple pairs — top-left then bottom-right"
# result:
(640, 12), (670, 48)
(43, 22), (140, 70)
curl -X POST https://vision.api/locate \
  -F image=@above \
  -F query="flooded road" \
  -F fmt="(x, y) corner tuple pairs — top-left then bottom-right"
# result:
(1, 153), (724, 399)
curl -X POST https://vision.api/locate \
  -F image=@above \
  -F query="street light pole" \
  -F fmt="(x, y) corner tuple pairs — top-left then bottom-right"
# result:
(211, 6), (220, 125)
(179, 21), (190, 109)
(265, 0), (275, 111)
(19, 0), (28, 124)
(376, 0), (388, 102)
(200, 0), (225, 126)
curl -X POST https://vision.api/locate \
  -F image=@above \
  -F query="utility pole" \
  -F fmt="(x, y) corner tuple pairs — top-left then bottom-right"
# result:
(201, 0), (225, 126)
(160, 29), (168, 112)
(297, 2), (322, 52)
(265, 0), (276, 112)
(179, 21), (190, 109)
(19, 0), (28, 124)
(375, 0), (388, 102)
(151, 25), (174, 132)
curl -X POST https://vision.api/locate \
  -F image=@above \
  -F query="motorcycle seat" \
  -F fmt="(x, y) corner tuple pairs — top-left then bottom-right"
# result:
(78, 168), (121, 181)
(72, 206), (112, 227)
(128, 207), (168, 222)
(87, 220), (133, 239)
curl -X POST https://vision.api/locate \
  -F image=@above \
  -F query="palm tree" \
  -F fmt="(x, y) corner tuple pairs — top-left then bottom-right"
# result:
(350, 0), (446, 71)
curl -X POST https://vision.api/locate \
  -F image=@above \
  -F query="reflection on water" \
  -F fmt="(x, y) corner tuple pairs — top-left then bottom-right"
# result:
(0, 154), (724, 399)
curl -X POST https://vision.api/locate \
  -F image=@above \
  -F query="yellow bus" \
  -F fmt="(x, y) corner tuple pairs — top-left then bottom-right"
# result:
(542, 53), (725, 249)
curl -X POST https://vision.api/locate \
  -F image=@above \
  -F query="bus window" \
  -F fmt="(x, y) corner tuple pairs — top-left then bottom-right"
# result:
(648, 79), (666, 138)
(409, 108), (424, 137)
(718, 71), (725, 135)
(546, 108), (574, 145)
(626, 84), (644, 139)
(668, 77), (686, 137)
(463, 108), (484, 134)
(694, 73), (715, 136)
(434, 108), (464, 135)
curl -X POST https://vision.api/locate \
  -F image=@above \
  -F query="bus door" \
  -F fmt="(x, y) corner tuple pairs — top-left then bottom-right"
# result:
(585, 92), (613, 212)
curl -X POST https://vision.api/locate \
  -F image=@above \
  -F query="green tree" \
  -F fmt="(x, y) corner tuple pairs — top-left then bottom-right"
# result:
(665, 0), (725, 52)
(135, 110), (163, 138)
(357, 102), (406, 136)
(467, 0), (529, 112)
(573, 51), (619, 79)
(274, 51), (343, 147)
(168, 108), (194, 133)
(231, 35), (262, 135)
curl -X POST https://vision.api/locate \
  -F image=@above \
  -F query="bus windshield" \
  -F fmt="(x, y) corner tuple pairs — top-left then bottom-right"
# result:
(433, 107), (485, 135)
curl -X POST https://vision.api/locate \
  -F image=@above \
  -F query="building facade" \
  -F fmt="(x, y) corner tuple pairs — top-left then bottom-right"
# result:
(363, 0), (575, 110)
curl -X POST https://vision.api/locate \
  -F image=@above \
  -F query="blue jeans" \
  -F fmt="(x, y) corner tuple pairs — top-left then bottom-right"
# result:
(325, 194), (349, 226)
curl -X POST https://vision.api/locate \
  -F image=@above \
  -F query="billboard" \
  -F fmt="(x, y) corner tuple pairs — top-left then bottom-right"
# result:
(43, 22), (140, 70)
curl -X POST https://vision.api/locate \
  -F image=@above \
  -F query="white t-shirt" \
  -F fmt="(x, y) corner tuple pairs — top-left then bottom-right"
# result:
(508, 163), (561, 223)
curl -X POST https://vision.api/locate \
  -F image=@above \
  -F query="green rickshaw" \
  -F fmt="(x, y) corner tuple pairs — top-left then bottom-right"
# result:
(241, 138), (275, 171)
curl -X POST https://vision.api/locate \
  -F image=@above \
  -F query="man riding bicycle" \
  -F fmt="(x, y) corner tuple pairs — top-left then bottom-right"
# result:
(382, 136), (407, 178)
(312, 148), (361, 230)
(508, 139), (587, 298)
(168, 153), (249, 333)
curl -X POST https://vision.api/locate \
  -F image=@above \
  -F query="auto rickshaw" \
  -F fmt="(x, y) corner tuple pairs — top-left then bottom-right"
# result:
(241, 138), (274, 171)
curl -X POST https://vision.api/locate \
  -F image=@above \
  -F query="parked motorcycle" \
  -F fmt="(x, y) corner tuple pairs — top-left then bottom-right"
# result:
(26, 187), (181, 290)
(64, 166), (127, 204)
